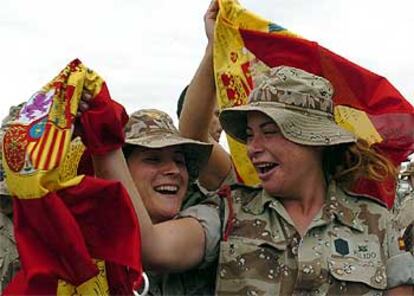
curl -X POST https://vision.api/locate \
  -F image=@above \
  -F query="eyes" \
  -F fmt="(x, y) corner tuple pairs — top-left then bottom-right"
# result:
(142, 152), (186, 167)
(246, 125), (281, 142)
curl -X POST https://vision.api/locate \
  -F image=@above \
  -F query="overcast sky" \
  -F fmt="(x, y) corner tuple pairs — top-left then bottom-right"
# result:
(1, 0), (413, 127)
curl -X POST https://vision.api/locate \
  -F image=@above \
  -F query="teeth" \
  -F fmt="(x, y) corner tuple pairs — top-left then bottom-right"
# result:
(256, 163), (275, 168)
(255, 163), (277, 174)
(154, 185), (179, 194)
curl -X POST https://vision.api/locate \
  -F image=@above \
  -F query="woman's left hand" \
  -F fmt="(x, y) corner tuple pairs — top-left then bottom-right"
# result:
(73, 89), (92, 138)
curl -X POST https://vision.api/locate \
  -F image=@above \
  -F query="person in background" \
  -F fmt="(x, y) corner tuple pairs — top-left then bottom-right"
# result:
(394, 161), (414, 255)
(0, 130), (20, 292)
(176, 86), (227, 209)
(177, 85), (222, 144)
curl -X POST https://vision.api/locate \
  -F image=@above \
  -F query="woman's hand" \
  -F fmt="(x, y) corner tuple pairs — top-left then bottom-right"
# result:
(77, 90), (92, 117)
(204, 0), (219, 43)
(73, 89), (92, 139)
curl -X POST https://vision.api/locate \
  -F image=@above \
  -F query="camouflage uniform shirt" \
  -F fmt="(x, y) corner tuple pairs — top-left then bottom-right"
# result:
(393, 191), (414, 255)
(180, 181), (414, 295)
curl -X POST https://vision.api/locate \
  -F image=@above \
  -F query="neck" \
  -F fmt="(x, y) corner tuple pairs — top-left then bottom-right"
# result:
(281, 172), (327, 236)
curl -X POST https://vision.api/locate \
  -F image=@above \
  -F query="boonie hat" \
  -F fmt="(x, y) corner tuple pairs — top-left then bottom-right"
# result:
(220, 66), (356, 146)
(124, 109), (213, 179)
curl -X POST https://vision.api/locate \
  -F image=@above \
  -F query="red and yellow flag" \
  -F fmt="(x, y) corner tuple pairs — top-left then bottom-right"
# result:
(214, 0), (414, 207)
(2, 59), (143, 295)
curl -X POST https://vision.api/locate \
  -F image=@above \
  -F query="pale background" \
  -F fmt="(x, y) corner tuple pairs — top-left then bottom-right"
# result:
(1, 0), (413, 135)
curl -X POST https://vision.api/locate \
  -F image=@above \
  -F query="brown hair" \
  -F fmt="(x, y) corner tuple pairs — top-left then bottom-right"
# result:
(323, 139), (397, 188)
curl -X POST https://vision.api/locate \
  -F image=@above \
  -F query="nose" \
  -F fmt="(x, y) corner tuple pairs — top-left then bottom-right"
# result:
(247, 134), (264, 159)
(161, 160), (180, 175)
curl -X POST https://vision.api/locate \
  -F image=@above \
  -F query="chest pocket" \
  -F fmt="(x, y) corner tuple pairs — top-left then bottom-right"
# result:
(328, 235), (387, 292)
(216, 237), (286, 295)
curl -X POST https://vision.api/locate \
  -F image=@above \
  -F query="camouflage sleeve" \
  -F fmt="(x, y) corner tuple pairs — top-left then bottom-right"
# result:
(0, 213), (20, 292)
(385, 211), (414, 288)
(177, 195), (221, 269)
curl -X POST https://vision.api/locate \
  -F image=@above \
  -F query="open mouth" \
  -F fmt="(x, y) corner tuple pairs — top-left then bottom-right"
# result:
(255, 163), (278, 175)
(154, 185), (179, 195)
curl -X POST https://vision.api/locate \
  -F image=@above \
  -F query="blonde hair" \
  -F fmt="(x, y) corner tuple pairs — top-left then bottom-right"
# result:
(324, 139), (397, 188)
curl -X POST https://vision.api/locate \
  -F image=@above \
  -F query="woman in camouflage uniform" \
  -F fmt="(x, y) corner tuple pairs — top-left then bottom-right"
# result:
(119, 108), (216, 295)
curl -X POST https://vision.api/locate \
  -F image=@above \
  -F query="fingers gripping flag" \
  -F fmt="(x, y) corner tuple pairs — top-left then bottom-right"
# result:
(214, 0), (414, 207)
(2, 59), (144, 295)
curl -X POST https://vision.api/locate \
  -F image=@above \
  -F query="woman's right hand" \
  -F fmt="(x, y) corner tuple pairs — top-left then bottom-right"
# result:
(204, 0), (219, 43)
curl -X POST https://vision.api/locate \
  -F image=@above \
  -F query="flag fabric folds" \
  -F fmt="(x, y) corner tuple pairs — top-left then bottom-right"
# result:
(214, 0), (414, 208)
(2, 59), (143, 295)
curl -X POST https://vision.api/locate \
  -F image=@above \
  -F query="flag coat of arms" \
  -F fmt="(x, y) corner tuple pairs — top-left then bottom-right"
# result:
(214, 0), (414, 207)
(2, 59), (144, 295)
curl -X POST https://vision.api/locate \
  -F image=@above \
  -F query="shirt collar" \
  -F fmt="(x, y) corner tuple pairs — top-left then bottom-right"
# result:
(241, 181), (365, 233)
(320, 181), (365, 232)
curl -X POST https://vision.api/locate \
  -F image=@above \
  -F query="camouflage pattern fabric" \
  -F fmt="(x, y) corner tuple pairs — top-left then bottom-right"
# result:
(393, 192), (414, 254)
(394, 193), (414, 232)
(219, 66), (356, 147)
(147, 264), (216, 296)
(0, 212), (20, 292)
(181, 181), (414, 295)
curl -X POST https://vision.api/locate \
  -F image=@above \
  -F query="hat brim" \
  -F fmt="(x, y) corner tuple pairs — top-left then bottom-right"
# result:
(220, 103), (356, 146)
(124, 133), (213, 179)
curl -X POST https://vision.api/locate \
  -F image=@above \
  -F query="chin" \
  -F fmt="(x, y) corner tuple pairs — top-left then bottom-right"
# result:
(262, 184), (280, 197)
(156, 209), (180, 223)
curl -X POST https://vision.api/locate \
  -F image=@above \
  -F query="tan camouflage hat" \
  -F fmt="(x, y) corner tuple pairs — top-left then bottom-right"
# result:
(124, 109), (213, 180)
(220, 66), (356, 146)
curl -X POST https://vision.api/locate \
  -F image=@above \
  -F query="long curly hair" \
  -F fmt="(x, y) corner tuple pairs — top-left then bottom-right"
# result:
(323, 139), (398, 188)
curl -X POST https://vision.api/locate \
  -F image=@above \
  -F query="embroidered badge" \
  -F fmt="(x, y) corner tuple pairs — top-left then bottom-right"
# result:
(353, 243), (378, 259)
(334, 238), (349, 256)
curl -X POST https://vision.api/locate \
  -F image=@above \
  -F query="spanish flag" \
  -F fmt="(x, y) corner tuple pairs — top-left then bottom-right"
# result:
(2, 59), (144, 295)
(214, 0), (414, 207)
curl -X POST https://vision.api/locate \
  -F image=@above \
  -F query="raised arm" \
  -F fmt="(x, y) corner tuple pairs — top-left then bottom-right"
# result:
(179, 0), (232, 191)
(78, 92), (206, 273)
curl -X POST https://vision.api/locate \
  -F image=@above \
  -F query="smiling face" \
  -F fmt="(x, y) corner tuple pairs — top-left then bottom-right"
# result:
(246, 111), (324, 198)
(126, 146), (189, 223)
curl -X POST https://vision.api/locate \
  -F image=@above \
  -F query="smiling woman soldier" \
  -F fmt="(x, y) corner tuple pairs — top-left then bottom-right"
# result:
(120, 109), (215, 295)
(122, 109), (213, 224)
(90, 67), (414, 295)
